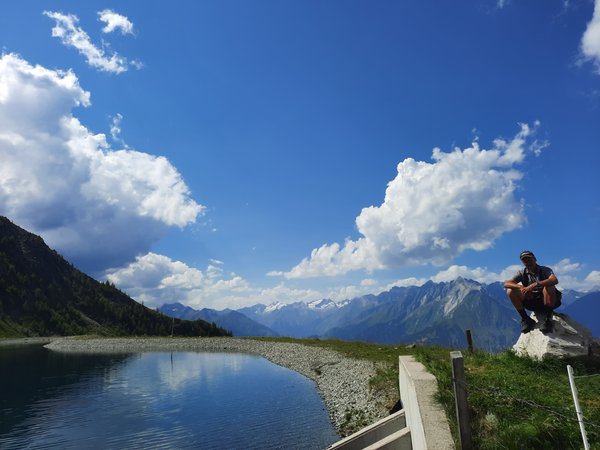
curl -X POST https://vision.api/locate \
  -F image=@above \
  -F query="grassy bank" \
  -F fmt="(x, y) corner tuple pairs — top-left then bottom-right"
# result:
(257, 337), (600, 449)
(418, 347), (600, 449)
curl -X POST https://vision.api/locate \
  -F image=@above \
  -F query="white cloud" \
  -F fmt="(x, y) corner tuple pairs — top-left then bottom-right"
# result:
(581, 0), (600, 73)
(44, 11), (134, 74)
(279, 124), (539, 278)
(98, 9), (134, 35)
(106, 253), (209, 307)
(110, 113), (129, 148)
(583, 271), (600, 289)
(530, 139), (550, 157)
(553, 258), (582, 274)
(268, 238), (382, 278)
(0, 53), (203, 272)
(360, 278), (378, 287)
(556, 267), (600, 292)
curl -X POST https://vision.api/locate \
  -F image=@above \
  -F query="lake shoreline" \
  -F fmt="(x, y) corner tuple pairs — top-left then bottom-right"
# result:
(41, 336), (391, 436)
(0, 337), (55, 347)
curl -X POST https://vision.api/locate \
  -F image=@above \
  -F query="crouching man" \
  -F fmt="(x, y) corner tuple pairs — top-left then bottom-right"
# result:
(504, 250), (562, 334)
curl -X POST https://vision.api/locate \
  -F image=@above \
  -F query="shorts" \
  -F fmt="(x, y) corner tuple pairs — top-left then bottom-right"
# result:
(523, 289), (562, 312)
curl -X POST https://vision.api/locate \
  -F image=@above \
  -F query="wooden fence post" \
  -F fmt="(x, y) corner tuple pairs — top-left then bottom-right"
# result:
(465, 329), (474, 353)
(451, 351), (473, 450)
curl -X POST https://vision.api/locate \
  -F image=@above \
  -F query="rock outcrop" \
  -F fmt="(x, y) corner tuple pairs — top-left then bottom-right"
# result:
(513, 313), (600, 360)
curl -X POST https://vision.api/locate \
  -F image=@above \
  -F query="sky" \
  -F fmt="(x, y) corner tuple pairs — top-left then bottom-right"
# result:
(1, 0), (599, 310)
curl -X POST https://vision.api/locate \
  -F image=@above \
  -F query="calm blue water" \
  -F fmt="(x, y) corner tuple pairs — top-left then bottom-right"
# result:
(0, 345), (339, 449)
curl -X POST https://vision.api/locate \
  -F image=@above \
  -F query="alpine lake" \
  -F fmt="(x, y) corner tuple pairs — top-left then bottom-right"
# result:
(0, 343), (339, 449)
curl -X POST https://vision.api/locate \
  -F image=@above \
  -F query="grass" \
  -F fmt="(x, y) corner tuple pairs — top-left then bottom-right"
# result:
(417, 347), (600, 449)
(255, 336), (600, 449)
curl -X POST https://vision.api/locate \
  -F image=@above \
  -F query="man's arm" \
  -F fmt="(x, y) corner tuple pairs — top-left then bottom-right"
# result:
(503, 278), (522, 289)
(538, 273), (558, 287)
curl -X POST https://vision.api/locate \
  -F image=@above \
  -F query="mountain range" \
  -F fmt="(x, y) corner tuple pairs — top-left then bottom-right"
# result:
(159, 303), (279, 337)
(0, 216), (230, 338)
(563, 292), (600, 337)
(161, 278), (596, 352)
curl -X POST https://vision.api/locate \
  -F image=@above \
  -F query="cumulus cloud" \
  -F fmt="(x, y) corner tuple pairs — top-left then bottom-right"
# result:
(581, 0), (600, 73)
(0, 53), (203, 272)
(107, 253), (216, 307)
(277, 124), (539, 279)
(98, 9), (134, 35)
(44, 11), (135, 74)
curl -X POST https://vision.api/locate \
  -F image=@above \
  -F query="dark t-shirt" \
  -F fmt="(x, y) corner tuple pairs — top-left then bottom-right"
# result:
(511, 265), (555, 296)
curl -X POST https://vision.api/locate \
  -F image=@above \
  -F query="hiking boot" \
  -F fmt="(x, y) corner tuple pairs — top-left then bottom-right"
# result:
(520, 317), (536, 334)
(541, 314), (554, 333)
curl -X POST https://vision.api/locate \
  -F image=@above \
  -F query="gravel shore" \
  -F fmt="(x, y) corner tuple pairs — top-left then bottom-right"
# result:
(44, 337), (391, 436)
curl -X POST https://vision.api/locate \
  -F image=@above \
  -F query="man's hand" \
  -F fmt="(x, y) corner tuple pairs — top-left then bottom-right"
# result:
(520, 284), (536, 298)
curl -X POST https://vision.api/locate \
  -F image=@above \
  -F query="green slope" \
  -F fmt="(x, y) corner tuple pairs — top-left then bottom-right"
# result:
(0, 216), (230, 338)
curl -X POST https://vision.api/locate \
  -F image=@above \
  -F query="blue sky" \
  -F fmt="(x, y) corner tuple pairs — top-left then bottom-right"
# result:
(1, 0), (599, 309)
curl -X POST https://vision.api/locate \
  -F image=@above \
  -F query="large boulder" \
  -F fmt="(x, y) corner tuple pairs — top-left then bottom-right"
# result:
(513, 313), (600, 360)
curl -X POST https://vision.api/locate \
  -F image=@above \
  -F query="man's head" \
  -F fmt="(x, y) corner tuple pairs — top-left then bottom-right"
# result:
(519, 250), (537, 270)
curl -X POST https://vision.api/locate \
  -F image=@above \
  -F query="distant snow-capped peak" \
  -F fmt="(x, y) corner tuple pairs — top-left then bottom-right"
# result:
(264, 301), (287, 313)
(308, 298), (338, 310)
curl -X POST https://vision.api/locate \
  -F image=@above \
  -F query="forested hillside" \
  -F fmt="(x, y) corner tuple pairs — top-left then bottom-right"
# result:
(0, 216), (230, 338)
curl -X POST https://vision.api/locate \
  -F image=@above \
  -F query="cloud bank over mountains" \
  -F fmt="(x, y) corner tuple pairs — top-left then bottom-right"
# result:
(0, 53), (203, 272)
(105, 252), (329, 310)
(274, 124), (540, 279)
(105, 253), (600, 310)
